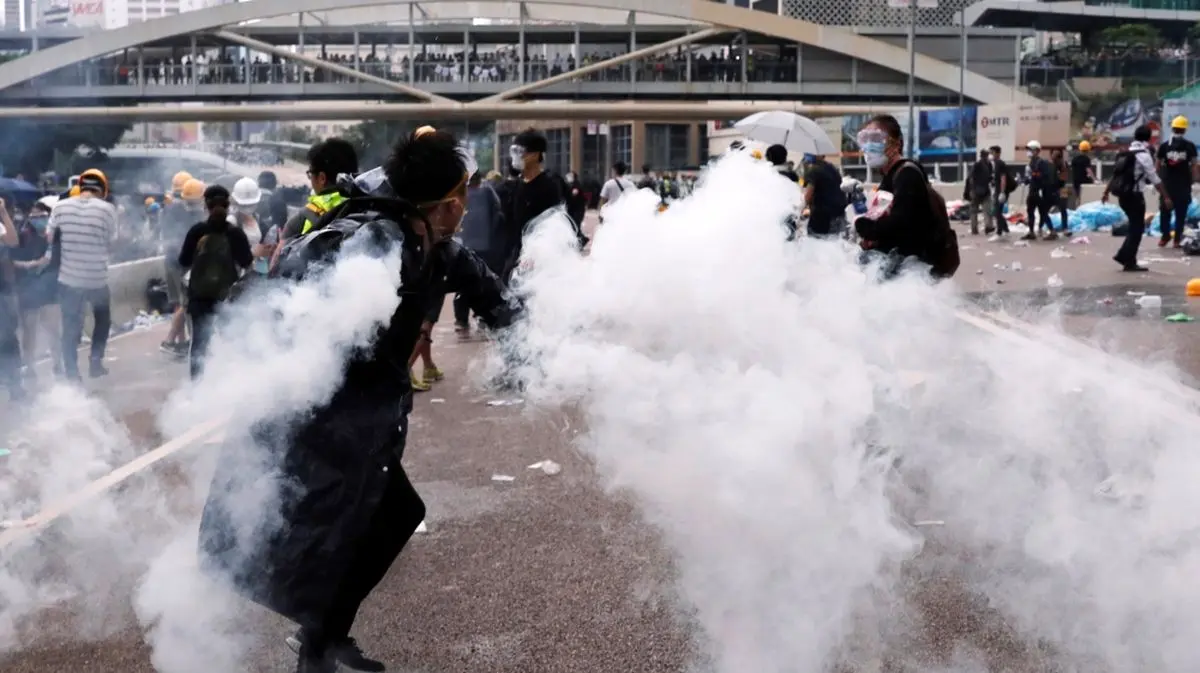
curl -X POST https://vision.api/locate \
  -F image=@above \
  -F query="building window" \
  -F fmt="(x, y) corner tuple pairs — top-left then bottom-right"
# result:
(645, 123), (692, 170)
(545, 127), (570, 177)
(611, 124), (632, 168)
(580, 130), (608, 181)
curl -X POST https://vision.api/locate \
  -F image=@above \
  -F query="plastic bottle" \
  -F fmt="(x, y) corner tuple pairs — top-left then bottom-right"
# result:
(1136, 295), (1162, 309)
(1046, 274), (1064, 298)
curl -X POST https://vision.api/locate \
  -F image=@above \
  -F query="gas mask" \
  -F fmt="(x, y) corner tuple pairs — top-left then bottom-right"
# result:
(509, 145), (528, 171)
(856, 129), (889, 169)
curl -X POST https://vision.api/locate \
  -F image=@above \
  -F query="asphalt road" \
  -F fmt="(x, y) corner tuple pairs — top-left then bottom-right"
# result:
(2, 221), (1200, 673)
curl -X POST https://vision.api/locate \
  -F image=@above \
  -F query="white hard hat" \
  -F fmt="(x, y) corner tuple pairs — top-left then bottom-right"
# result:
(1026, 140), (1042, 151)
(232, 176), (262, 207)
(36, 195), (59, 209)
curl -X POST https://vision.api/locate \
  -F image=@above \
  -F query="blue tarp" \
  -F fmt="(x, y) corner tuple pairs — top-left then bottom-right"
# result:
(1148, 198), (1200, 236)
(1065, 202), (1129, 232)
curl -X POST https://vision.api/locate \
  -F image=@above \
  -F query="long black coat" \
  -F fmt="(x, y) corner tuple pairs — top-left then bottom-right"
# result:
(197, 203), (515, 627)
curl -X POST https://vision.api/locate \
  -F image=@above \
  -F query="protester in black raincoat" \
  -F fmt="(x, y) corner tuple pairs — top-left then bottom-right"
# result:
(197, 127), (517, 673)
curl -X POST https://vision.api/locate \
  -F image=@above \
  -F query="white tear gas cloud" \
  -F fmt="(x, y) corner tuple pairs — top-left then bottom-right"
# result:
(505, 151), (1200, 673)
(0, 239), (405, 673)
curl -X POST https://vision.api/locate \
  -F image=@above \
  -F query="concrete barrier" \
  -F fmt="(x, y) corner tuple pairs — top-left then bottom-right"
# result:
(108, 256), (166, 324)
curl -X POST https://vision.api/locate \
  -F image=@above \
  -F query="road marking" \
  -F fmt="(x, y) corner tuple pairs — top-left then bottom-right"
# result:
(0, 417), (227, 551)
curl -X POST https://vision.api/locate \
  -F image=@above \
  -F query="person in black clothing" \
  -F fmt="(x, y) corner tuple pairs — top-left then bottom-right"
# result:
(1105, 125), (1170, 273)
(256, 170), (291, 233)
(563, 171), (588, 236)
(198, 127), (515, 673)
(795, 150), (846, 237)
(504, 128), (564, 281)
(1023, 140), (1057, 240)
(853, 115), (940, 277)
(280, 138), (359, 241)
(1069, 142), (1095, 216)
(989, 145), (1011, 236)
(1156, 117), (1198, 248)
(966, 149), (994, 235)
(1050, 148), (1071, 235)
(765, 145), (802, 240)
(10, 200), (60, 381)
(637, 163), (657, 191)
(177, 185), (254, 379)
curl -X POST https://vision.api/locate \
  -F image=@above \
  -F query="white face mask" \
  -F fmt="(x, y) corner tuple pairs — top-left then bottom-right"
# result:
(1026, 150), (1035, 159)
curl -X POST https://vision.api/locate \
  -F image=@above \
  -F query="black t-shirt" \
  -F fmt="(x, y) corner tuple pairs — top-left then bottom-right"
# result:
(856, 159), (936, 260)
(1070, 155), (1093, 190)
(512, 171), (564, 234)
(802, 161), (844, 218)
(1157, 136), (1197, 190)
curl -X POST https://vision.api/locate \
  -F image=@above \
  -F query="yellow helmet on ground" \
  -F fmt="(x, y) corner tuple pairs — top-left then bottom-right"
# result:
(78, 168), (109, 198)
(171, 171), (194, 192)
(1078, 140), (1091, 152)
(181, 178), (206, 201)
(1172, 115), (1189, 130)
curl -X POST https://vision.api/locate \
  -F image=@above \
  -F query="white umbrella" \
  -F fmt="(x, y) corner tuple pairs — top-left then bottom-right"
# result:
(734, 111), (838, 156)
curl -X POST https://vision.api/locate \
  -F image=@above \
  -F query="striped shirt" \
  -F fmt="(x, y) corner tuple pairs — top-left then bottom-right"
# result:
(49, 195), (118, 289)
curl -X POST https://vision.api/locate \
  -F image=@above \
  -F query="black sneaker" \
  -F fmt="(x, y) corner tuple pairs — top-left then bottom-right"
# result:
(89, 362), (109, 378)
(286, 631), (385, 673)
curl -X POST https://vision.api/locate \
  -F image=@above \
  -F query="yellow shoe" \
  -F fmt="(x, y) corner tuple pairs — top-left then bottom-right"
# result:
(410, 370), (431, 392)
(424, 365), (445, 382)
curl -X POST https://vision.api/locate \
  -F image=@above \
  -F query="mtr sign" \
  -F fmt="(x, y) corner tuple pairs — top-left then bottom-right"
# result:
(980, 116), (1011, 129)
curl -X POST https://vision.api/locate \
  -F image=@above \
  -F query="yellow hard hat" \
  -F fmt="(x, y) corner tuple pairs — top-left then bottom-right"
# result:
(144, 196), (156, 206)
(68, 185), (81, 197)
(181, 178), (206, 201)
(78, 168), (109, 198)
(415, 125), (437, 137)
(1078, 140), (1091, 152)
(1172, 115), (1189, 130)
(1188, 278), (1200, 297)
(171, 171), (193, 192)
(750, 149), (764, 160)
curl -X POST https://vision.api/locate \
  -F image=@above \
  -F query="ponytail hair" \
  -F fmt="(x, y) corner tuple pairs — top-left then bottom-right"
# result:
(202, 184), (232, 229)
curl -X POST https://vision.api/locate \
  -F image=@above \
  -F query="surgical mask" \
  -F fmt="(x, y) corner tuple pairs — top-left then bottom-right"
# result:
(1027, 150), (1034, 159)
(28, 215), (47, 231)
(861, 142), (887, 168)
(565, 174), (576, 184)
(856, 129), (889, 168)
(510, 145), (527, 171)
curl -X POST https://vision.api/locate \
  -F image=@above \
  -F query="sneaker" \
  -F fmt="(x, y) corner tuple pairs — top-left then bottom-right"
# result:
(410, 370), (431, 392)
(1020, 232), (1037, 241)
(1043, 232), (1059, 241)
(159, 341), (177, 355)
(287, 632), (385, 673)
(293, 646), (336, 673)
(88, 362), (109, 378)
(1159, 237), (1171, 248)
(423, 365), (445, 382)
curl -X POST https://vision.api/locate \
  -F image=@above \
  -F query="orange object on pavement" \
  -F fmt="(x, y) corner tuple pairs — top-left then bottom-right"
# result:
(1187, 278), (1200, 297)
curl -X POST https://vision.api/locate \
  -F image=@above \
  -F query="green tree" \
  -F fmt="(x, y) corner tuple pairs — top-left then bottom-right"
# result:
(1098, 23), (1162, 49)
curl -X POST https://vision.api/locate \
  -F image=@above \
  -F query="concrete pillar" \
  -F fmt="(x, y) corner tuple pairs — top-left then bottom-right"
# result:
(687, 123), (700, 166)
(632, 120), (646, 172)
(569, 123), (583, 175)
(493, 133), (501, 174)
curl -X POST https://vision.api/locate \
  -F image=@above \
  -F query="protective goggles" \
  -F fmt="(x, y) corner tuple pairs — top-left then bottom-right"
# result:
(855, 129), (888, 148)
(510, 144), (529, 161)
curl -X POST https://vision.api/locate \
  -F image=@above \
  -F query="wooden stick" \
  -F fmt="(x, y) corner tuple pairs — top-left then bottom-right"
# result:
(0, 417), (228, 550)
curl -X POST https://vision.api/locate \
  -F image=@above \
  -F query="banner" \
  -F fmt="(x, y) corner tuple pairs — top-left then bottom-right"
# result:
(1162, 99), (1200, 146)
(917, 107), (977, 159)
(68, 0), (104, 28)
(976, 102), (1070, 160)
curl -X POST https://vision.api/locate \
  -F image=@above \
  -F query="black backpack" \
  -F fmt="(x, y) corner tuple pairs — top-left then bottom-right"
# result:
(898, 161), (960, 279)
(1108, 149), (1144, 198)
(271, 197), (418, 283)
(188, 230), (240, 300)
